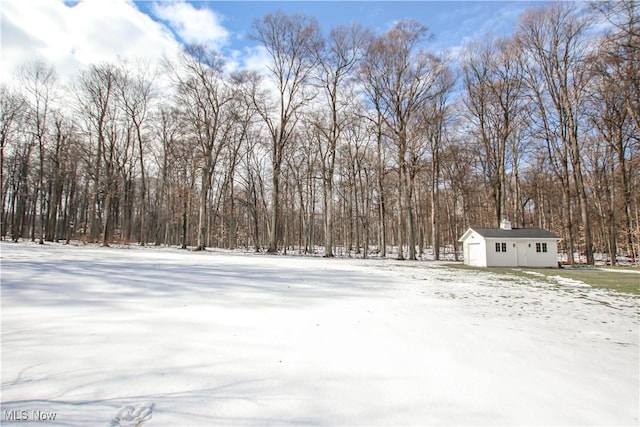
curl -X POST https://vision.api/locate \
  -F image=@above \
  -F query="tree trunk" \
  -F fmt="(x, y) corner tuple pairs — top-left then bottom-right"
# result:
(89, 141), (101, 243)
(268, 163), (280, 253)
(102, 188), (112, 247)
(377, 131), (386, 258)
(324, 178), (334, 257)
(0, 138), (5, 239)
(570, 141), (594, 265)
(138, 147), (147, 246)
(181, 195), (188, 250)
(406, 170), (416, 260)
(195, 164), (212, 251)
(562, 179), (575, 264)
(616, 135), (636, 262)
(396, 155), (406, 261)
(431, 184), (440, 261)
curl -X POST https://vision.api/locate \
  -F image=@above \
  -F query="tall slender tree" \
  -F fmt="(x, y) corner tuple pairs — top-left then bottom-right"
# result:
(250, 12), (322, 253)
(315, 23), (371, 257)
(116, 60), (156, 245)
(19, 61), (57, 244)
(361, 20), (442, 260)
(73, 63), (118, 243)
(462, 37), (525, 226)
(589, 0), (639, 262)
(0, 85), (26, 239)
(417, 65), (455, 260)
(517, 2), (595, 264)
(167, 45), (235, 251)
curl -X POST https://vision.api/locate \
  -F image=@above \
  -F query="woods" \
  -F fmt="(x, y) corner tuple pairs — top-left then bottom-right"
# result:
(1, 2), (638, 264)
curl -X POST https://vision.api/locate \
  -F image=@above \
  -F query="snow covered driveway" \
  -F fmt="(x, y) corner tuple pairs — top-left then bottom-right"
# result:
(1, 242), (638, 426)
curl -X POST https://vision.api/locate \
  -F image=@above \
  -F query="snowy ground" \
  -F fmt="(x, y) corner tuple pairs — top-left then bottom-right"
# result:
(1, 241), (638, 426)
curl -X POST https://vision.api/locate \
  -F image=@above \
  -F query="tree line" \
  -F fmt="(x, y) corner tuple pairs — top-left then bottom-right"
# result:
(1, 1), (638, 264)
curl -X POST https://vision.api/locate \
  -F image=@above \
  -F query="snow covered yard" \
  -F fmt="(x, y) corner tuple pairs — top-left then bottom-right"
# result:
(1, 242), (638, 426)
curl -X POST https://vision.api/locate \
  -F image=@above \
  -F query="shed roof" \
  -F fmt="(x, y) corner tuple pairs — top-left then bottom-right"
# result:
(470, 227), (560, 239)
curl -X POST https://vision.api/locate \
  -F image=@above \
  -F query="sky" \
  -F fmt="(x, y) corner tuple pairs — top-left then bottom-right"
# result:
(0, 0), (546, 85)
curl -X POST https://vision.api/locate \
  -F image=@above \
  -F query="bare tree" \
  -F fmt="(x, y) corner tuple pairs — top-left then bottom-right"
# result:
(159, 107), (198, 249)
(218, 73), (259, 250)
(150, 105), (182, 245)
(314, 23), (371, 257)
(44, 110), (75, 242)
(440, 133), (476, 260)
(232, 71), (268, 251)
(19, 61), (57, 244)
(591, 0), (640, 132)
(167, 45), (235, 251)
(102, 83), (135, 246)
(0, 85), (26, 239)
(250, 12), (322, 253)
(462, 36), (526, 226)
(516, 3), (595, 264)
(4, 3), (637, 263)
(74, 63), (118, 243)
(339, 104), (375, 257)
(6, 125), (35, 241)
(116, 60), (156, 245)
(365, 87), (390, 258)
(361, 20), (442, 260)
(588, 0), (639, 262)
(417, 65), (455, 260)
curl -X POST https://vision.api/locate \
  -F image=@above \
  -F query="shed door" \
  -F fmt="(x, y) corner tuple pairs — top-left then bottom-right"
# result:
(517, 243), (529, 267)
(467, 243), (481, 265)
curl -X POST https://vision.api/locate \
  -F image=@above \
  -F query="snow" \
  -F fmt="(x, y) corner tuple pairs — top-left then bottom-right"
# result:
(522, 270), (545, 277)
(1, 241), (638, 426)
(547, 275), (591, 288)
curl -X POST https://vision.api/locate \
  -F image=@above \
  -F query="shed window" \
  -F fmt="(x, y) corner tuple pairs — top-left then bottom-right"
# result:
(536, 243), (548, 253)
(495, 242), (507, 252)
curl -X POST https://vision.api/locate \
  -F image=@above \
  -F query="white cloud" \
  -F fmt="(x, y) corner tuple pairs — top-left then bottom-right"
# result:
(151, 1), (229, 49)
(0, 0), (182, 85)
(241, 45), (272, 75)
(430, 3), (532, 63)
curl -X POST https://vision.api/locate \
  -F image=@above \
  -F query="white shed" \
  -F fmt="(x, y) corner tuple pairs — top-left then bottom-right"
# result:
(458, 220), (560, 268)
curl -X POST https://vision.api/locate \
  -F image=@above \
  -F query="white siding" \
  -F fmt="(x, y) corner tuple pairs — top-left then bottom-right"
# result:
(522, 240), (558, 267)
(485, 239), (558, 267)
(485, 239), (518, 267)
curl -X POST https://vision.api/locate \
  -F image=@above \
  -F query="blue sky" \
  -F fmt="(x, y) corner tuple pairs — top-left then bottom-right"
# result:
(1, 0), (546, 84)
(137, 1), (544, 55)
